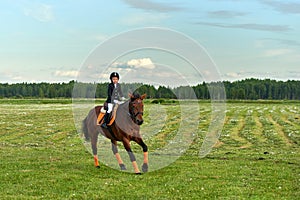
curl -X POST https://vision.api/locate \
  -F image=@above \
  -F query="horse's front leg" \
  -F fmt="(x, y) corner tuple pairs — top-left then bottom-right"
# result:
(134, 137), (148, 173)
(122, 138), (141, 174)
(111, 140), (126, 170)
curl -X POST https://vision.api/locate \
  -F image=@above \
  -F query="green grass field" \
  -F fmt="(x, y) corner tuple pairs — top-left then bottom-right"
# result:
(0, 99), (299, 199)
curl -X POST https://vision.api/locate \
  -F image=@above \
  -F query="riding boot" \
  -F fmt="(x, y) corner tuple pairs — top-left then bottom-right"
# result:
(101, 112), (110, 129)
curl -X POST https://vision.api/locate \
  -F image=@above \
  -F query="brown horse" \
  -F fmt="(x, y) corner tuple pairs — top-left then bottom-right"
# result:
(82, 93), (148, 174)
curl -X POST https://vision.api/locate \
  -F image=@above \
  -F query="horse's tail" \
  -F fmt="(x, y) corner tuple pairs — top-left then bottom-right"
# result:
(82, 117), (90, 141)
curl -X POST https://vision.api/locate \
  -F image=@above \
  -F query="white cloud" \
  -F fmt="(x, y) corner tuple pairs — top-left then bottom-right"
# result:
(11, 75), (23, 80)
(262, 48), (292, 57)
(222, 70), (300, 81)
(89, 73), (110, 80)
(196, 22), (291, 32)
(0, 70), (25, 83)
(54, 70), (79, 78)
(261, 0), (300, 14)
(95, 34), (107, 42)
(222, 71), (256, 81)
(225, 72), (241, 78)
(23, 3), (54, 22)
(112, 58), (156, 70)
(127, 58), (155, 69)
(121, 0), (183, 12)
(121, 13), (169, 26)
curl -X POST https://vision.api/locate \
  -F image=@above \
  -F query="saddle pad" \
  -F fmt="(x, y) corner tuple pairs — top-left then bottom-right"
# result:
(97, 112), (105, 125)
(97, 104), (119, 125)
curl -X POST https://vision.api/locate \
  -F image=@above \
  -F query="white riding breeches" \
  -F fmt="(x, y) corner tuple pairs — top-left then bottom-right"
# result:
(107, 103), (113, 113)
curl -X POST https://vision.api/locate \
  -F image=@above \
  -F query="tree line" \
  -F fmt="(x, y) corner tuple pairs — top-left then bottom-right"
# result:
(0, 79), (299, 100)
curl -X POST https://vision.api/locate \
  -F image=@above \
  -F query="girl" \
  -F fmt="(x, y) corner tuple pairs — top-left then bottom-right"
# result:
(101, 72), (125, 128)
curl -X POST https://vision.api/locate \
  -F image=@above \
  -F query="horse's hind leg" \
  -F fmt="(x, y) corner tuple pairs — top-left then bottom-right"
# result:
(91, 133), (100, 168)
(111, 140), (126, 170)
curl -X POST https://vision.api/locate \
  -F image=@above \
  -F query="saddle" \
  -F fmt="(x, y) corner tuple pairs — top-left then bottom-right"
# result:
(97, 104), (119, 126)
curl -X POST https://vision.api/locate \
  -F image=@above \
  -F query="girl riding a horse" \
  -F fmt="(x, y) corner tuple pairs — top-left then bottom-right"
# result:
(82, 72), (148, 174)
(82, 91), (148, 174)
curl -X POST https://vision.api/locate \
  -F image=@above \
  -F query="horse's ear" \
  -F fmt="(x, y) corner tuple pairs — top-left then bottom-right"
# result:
(128, 93), (134, 99)
(141, 94), (147, 100)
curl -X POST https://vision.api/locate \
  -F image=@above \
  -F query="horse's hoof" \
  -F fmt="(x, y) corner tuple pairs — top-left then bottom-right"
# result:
(95, 165), (100, 169)
(135, 172), (142, 175)
(119, 164), (127, 170)
(142, 163), (148, 173)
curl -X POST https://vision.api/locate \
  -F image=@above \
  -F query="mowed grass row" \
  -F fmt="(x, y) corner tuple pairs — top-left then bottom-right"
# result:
(221, 103), (300, 148)
(0, 99), (299, 199)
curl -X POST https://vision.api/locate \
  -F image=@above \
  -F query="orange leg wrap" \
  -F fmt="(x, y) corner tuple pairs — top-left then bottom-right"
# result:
(94, 155), (99, 167)
(132, 161), (140, 173)
(115, 153), (124, 165)
(143, 152), (148, 164)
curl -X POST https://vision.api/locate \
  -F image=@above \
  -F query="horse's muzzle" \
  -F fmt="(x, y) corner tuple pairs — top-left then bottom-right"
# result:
(136, 119), (143, 125)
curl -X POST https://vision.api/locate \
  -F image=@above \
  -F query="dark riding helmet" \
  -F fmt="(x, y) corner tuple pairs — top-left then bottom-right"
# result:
(110, 72), (120, 80)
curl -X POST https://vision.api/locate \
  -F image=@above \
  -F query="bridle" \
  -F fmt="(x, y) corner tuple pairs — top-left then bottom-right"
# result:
(129, 99), (144, 122)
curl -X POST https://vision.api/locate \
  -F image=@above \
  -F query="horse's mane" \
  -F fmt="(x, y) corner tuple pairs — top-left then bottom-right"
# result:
(130, 92), (142, 100)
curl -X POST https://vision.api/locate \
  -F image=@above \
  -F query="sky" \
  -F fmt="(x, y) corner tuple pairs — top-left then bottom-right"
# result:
(1, 0), (300, 85)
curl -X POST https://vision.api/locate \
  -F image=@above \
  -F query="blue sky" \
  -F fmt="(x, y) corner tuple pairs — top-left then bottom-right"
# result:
(1, 0), (300, 84)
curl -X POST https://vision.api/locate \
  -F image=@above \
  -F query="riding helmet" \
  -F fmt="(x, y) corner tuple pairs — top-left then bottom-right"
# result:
(110, 72), (120, 80)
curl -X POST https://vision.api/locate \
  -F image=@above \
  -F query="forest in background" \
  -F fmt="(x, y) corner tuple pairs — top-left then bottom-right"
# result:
(0, 78), (299, 100)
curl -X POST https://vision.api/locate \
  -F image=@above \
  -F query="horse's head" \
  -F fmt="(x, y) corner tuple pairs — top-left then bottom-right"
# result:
(129, 92), (146, 125)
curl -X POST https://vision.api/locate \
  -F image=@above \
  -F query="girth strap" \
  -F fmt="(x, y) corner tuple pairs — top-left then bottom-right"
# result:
(107, 126), (118, 140)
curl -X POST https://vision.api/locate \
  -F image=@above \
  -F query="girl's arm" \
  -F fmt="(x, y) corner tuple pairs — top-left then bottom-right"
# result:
(107, 84), (113, 103)
(118, 83), (124, 98)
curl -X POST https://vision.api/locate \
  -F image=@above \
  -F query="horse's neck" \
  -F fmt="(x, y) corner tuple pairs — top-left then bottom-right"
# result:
(119, 100), (129, 111)
(115, 100), (139, 133)
(118, 100), (130, 116)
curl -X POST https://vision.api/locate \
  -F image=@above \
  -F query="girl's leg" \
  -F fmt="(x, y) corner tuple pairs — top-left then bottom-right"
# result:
(101, 103), (113, 128)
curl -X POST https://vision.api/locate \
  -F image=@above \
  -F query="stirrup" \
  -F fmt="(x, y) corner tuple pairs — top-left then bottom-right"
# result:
(101, 123), (108, 129)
